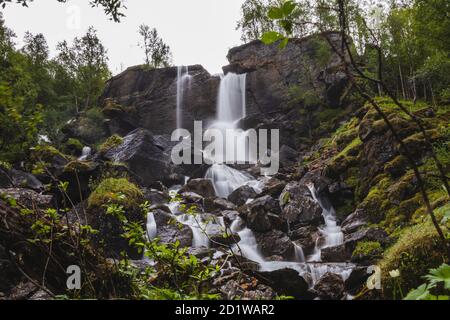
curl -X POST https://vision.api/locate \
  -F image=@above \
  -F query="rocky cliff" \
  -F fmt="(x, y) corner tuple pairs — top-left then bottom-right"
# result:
(99, 32), (351, 150)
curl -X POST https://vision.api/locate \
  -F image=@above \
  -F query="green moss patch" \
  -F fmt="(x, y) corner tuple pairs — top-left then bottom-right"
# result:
(88, 178), (143, 210)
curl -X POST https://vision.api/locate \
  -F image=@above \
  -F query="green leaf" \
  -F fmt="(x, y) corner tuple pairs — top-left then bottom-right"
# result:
(280, 20), (293, 34)
(261, 31), (284, 45)
(424, 263), (450, 289)
(278, 38), (289, 49)
(282, 1), (297, 16)
(404, 283), (434, 300)
(268, 7), (284, 20)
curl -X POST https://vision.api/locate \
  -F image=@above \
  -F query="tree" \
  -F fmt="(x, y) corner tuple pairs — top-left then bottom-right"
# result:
(0, 0), (125, 22)
(56, 26), (111, 111)
(138, 24), (172, 68)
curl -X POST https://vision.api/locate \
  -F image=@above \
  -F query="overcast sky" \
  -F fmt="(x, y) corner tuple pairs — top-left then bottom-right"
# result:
(2, 0), (246, 75)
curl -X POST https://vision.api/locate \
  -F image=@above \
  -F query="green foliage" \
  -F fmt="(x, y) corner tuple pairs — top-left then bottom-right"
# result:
(380, 220), (447, 298)
(352, 241), (382, 258)
(405, 263), (450, 300)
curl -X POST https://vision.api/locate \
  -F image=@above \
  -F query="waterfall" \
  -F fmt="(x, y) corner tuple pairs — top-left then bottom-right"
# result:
(146, 212), (157, 239)
(176, 66), (191, 129)
(204, 72), (253, 198)
(78, 146), (92, 161)
(307, 184), (344, 262)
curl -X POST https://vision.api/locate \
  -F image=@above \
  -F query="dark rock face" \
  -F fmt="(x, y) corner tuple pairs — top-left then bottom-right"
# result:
(100, 65), (220, 136)
(255, 230), (294, 259)
(152, 209), (193, 247)
(0, 167), (12, 188)
(104, 128), (181, 187)
(228, 185), (257, 206)
(256, 268), (311, 299)
(180, 178), (216, 198)
(226, 34), (349, 110)
(279, 182), (323, 225)
(313, 272), (345, 300)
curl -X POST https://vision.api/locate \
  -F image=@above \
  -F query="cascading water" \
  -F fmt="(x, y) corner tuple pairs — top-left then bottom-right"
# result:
(78, 146), (92, 161)
(176, 66), (191, 129)
(146, 212), (157, 240)
(306, 184), (344, 262)
(204, 72), (253, 198)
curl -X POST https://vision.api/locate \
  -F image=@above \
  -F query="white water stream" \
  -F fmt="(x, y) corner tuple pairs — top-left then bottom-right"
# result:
(176, 66), (192, 129)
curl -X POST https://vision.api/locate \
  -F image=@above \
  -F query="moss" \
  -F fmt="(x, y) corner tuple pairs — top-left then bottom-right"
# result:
(65, 138), (84, 154)
(386, 170), (417, 202)
(31, 145), (68, 161)
(63, 160), (95, 173)
(99, 135), (124, 153)
(379, 220), (447, 298)
(352, 241), (382, 258)
(384, 155), (407, 177)
(88, 178), (143, 210)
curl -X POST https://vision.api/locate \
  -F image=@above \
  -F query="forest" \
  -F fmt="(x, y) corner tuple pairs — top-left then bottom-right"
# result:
(0, 0), (449, 302)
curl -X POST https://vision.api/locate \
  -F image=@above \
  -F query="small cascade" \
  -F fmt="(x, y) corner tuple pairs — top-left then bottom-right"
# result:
(78, 146), (92, 161)
(307, 184), (344, 262)
(204, 164), (252, 198)
(294, 243), (306, 262)
(176, 214), (210, 248)
(146, 212), (157, 239)
(230, 217), (266, 264)
(176, 66), (192, 129)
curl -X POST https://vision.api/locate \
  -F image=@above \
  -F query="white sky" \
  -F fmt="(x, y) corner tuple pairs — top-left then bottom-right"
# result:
(2, 0), (246, 75)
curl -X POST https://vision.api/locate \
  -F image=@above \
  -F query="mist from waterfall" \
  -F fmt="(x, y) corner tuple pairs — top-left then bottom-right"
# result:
(176, 66), (191, 129)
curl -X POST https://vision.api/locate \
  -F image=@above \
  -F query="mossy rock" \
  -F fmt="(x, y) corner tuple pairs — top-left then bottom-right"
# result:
(64, 138), (84, 155)
(384, 155), (407, 177)
(386, 170), (418, 203)
(99, 135), (124, 154)
(379, 220), (447, 298)
(88, 177), (143, 210)
(30, 145), (71, 163)
(351, 241), (382, 263)
(63, 160), (96, 173)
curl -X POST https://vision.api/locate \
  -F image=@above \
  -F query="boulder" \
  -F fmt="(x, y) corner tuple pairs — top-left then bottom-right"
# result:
(341, 208), (368, 234)
(344, 227), (390, 249)
(255, 230), (294, 259)
(345, 266), (369, 294)
(256, 268), (311, 299)
(227, 185), (257, 206)
(260, 178), (286, 198)
(0, 188), (53, 209)
(246, 195), (283, 232)
(320, 244), (351, 262)
(179, 178), (216, 198)
(104, 128), (181, 187)
(313, 272), (345, 300)
(279, 182), (323, 225)
(290, 226), (318, 255)
(152, 209), (193, 247)
(9, 169), (43, 191)
(204, 197), (237, 212)
(143, 188), (170, 206)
